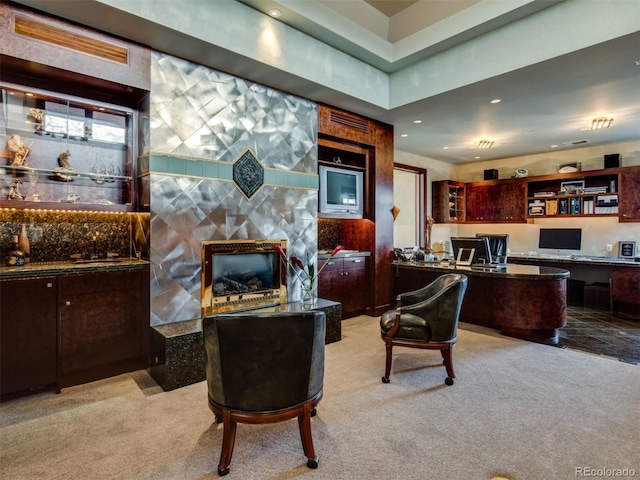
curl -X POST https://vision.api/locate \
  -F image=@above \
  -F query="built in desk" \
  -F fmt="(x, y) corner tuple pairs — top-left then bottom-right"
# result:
(149, 298), (342, 391)
(393, 261), (570, 344)
(508, 254), (640, 315)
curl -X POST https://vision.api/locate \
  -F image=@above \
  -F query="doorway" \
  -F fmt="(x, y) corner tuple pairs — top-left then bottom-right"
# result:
(393, 164), (427, 249)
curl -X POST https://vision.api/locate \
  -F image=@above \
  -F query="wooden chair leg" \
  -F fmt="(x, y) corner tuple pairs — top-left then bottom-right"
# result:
(297, 403), (318, 469)
(442, 346), (455, 384)
(218, 411), (237, 476)
(382, 341), (393, 383)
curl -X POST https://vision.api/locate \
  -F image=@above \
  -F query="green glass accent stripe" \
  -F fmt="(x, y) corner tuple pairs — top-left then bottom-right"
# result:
(148, 153), (317, 189)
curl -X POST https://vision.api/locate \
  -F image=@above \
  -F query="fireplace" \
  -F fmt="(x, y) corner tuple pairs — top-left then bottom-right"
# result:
(201, 239), (287, 315)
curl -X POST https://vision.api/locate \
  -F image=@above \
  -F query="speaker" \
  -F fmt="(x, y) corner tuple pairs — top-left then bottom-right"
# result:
(604, 153), (620, 169)
(484, 169), (498, 180)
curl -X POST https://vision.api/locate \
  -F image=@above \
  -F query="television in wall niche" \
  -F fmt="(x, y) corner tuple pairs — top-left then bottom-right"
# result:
(538, 228), (582, 251)
(319, 165), (364, 218)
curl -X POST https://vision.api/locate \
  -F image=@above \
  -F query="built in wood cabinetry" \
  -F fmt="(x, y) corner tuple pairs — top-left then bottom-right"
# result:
(432, 180), (465, 223)
(59, 269), (149, 389)
(0, 84), (138, 212)
(318, 256), (368, 317)
(433, 166), (639, 224)
(0, 276), (57, 397)
(318, 104), (394, 315)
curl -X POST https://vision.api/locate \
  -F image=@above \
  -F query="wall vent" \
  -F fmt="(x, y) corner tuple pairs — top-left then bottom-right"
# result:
(329, 111), (369, 133)
(562, 139), (590, 146)
(13, 14), (129, 64)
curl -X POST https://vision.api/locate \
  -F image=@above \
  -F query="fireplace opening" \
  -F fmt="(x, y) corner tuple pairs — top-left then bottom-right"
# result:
(202, 240), (287, 315)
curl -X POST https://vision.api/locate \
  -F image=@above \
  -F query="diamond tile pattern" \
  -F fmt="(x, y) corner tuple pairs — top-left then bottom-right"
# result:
(148, 52), (318, 326)
(233, 150), (264, 199)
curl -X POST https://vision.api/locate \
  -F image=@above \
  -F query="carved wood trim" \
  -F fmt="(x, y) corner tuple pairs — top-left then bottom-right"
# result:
(13, 14), (128, 64)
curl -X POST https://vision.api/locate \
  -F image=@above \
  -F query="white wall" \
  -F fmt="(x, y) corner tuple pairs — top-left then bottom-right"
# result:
(394, 141), (640, 257)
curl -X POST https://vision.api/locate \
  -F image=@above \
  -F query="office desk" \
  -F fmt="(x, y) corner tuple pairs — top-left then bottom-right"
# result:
(393, 262), (570, 344)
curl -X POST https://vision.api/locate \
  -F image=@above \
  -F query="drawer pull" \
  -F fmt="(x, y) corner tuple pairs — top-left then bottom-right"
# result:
(47, 283), (53, 288)
(65, 301), (71, 306)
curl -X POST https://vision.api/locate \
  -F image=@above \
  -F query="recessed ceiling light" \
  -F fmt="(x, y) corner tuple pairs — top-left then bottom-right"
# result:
(490, 98), (501, 104)
(475, 156), (481, 159)
(551, 145), (558, 148)
(413, 119), (422, 124)
(442, 146), (449, 150)
(268, 8), (281, 17)
(401, 134), (408, 138)
(477, 139), (494, 149)
(25, 92), (35, 97)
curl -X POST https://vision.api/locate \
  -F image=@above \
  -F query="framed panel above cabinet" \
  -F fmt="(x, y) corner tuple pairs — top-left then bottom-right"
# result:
(1, 84), (137, 211)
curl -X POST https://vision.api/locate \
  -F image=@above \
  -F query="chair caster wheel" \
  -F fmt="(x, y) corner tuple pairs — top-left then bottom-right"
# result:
(311, 407), (317, 417)
(307, 457), (319, 469)
(382, 376), (390, 384)
(445, 377), (454, 386)
(217, 467), (230, 476)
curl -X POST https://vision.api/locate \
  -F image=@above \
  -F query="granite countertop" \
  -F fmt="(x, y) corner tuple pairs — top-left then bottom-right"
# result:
(0, 258), (150, 279)
(318, 250), (371, 259)
(394, 260), (570, 280)
(508, 253), (640, 267)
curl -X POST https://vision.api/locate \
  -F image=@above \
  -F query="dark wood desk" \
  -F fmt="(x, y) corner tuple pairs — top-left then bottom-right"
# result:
(393, 262), (570, 344)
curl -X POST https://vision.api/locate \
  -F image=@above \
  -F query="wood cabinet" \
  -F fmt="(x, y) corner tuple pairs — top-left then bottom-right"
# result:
(465, 180), (526, 223)
(618, 166), (640, 222)
(432, 180), (465, 223)
(318, 256), (368, 317)
(611, 266), (640, 314)
(59, 269), (149, 389)
(318, 104), (394, 315)
(1, 276), (57, 397)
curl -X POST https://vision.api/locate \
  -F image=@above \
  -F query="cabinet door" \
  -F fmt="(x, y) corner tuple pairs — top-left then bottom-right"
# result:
(618, 166), (640, 222)
(494, 182), (526, 222)
(341, 257), (368, 314)
(59, 270), (147, 388)
(318, 258), (343, 303)
(466, 185), (494, 222)
(1, 276), (57, 395)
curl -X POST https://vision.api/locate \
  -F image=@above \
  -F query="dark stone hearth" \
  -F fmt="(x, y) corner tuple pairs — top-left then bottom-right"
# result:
(149, 299), (342, 391)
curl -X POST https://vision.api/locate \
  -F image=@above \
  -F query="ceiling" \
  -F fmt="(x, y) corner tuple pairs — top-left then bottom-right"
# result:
(240, 0), (640, 165)
(10, 0), (640, 166)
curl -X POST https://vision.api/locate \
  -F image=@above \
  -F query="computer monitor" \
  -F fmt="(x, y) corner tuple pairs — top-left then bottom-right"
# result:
(451, 236), (492, 265)
(475, 234), (509, 263)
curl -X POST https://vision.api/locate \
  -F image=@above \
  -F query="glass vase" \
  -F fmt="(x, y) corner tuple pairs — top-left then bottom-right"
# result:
(300, 280), (316, 309)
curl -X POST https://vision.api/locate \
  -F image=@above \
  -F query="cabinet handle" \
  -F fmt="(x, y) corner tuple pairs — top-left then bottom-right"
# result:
(352, 259), (361, 263)
(47, 282), (53, 288)
(344, 272), (349, 276)
(65, 300), (71, 306)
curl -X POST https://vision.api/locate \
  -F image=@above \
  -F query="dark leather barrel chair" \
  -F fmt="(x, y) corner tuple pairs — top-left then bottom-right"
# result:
(203, 311), (326, 476)
(380, 273), (468, 385)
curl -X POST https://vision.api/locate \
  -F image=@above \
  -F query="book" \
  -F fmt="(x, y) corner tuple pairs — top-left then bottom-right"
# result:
(545, 199), (558, 215)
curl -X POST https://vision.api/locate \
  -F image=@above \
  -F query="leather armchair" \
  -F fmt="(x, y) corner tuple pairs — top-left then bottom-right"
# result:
(203, 311), (326, 476)
(380, 273), (468, 385)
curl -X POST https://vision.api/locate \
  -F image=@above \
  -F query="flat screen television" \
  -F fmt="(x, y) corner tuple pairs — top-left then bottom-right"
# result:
(451, 236), (492, 264)
(319, 165), (364, 218)
(538, 228), (582, 251)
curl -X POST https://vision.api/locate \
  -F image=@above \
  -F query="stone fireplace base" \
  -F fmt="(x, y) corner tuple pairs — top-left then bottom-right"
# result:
(149, 299), (342, 391)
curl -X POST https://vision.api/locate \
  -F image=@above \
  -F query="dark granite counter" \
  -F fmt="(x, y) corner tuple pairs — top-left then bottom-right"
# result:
(318, 250), (371, 260)
(0, 258), (150, 279)
(393, 260), (570, 280)
(508, 253), (639, 268)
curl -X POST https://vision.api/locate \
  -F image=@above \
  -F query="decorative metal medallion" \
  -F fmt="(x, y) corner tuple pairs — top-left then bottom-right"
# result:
(233, 149), (264, 199)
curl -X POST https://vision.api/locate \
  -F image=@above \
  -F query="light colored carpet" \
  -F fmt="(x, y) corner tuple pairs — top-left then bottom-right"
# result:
(1, 316), (639, 480)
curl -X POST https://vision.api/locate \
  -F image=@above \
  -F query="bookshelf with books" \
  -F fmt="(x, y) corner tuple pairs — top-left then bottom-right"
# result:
(525, 169), (620, 219)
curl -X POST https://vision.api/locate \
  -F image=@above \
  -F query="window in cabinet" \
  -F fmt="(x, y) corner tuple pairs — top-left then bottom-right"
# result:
(1, 84), (135, 211)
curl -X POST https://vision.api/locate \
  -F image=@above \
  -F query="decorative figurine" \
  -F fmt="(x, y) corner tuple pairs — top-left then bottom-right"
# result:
(53, 149), (78, 181)
(7, 180), (26, 200)
(6, 134), (32, 166)
(58, 149), (72, 169)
